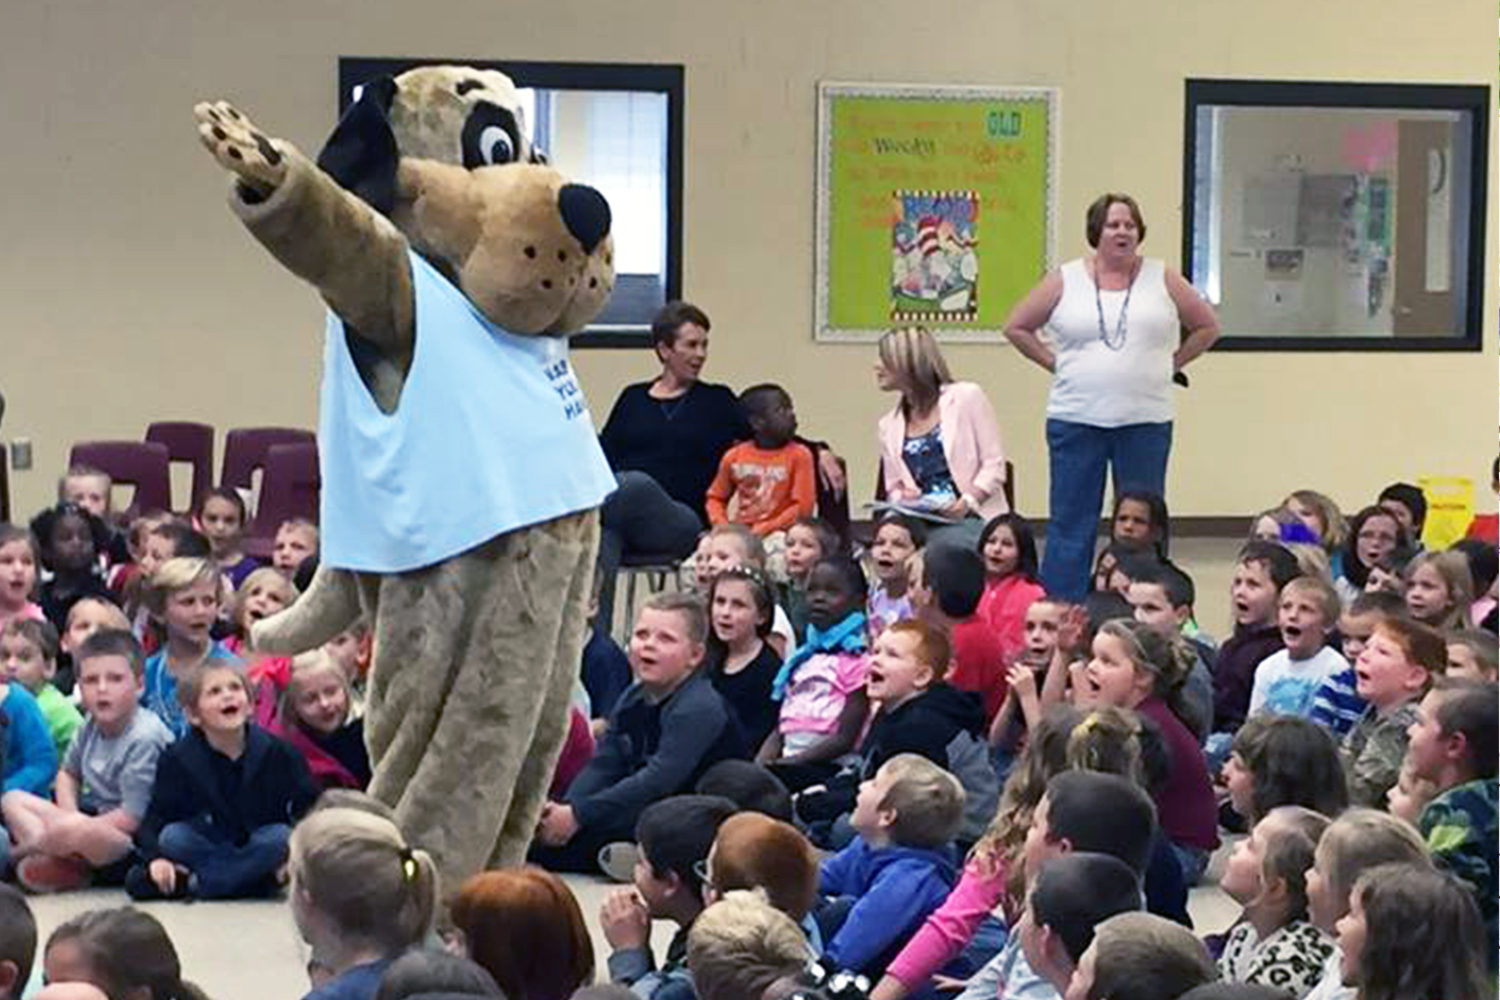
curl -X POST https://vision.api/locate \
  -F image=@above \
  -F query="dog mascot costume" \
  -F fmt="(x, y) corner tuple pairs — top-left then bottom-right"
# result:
(195, 66), (617, 891)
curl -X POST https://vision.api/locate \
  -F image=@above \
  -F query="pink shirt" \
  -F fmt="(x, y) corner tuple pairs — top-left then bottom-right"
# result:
(976, 575), (1046, 663)
(0, 602), (45, 632)
(885, 855), (1011, 989)
(778, 651), (870, 754)
(868, 585), (915, 643)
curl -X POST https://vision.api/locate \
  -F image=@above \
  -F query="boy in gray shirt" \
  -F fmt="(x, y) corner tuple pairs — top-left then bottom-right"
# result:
(0, 629), (172, 891)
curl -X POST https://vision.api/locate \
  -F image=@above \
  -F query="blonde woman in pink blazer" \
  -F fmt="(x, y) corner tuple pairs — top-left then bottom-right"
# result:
(875, 326), (1009, 552)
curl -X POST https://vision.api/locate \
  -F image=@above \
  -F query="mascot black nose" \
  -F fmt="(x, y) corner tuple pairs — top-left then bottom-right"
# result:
(558, 183), (612, 254)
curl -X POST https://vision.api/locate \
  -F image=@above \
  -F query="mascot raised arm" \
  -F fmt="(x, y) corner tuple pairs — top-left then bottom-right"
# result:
(194, 65), (616, 891)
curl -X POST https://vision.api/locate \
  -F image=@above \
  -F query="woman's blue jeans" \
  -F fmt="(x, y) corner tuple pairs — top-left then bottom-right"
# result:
(1039, 419), (1172, 600)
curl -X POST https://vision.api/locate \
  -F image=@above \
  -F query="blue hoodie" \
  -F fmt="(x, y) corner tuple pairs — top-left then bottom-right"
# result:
(819, 837), (957, 975)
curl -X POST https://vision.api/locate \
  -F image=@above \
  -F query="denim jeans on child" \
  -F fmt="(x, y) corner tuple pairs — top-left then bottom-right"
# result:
(1039, 419), (1172, 600)
(158, 821), (291, 899)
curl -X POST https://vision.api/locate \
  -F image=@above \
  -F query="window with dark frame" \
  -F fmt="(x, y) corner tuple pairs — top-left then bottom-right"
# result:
(338, 57), (685, 348)
(1182, 79), (1488, 352)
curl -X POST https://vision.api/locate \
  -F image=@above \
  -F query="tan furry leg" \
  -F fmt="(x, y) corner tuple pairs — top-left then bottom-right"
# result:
(487, 509), (599, 870)
(362, 511), (598, 895)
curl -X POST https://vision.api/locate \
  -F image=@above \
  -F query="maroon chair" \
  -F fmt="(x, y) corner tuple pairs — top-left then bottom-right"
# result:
(67, 441), (172, 518)
(243, 442), (320, 558)
(145, 421), (215, 513)
(220, 427), (316, 494)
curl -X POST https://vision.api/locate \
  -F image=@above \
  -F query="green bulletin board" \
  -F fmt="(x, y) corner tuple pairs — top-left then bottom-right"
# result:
(815, 83), (1058, 341)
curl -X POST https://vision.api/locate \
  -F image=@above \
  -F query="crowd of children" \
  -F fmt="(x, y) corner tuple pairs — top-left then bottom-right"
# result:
(1, 449), (1496, 1000)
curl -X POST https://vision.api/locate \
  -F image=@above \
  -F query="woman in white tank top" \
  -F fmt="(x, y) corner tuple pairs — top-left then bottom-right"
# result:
(1003, 194), (1220, 600)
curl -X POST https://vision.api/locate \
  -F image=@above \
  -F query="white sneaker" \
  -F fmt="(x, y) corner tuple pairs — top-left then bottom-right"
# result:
(597, 842), (640, 883)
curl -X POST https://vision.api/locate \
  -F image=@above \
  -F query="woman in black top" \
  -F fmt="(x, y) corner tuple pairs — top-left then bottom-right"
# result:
(596, 301), (846, 633)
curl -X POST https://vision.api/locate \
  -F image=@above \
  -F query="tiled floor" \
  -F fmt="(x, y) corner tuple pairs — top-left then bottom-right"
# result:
(26, 538), (1248, 998)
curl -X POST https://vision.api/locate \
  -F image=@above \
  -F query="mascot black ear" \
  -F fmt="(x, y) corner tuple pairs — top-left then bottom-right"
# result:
(316, 75), (399, 216)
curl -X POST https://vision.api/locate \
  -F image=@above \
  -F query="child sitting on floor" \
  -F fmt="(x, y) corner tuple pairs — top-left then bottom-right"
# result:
(1125, 560), (1214, 740)
(0, 885), (34, 1000)
(705, 566), (783, 753)
(1215, 541), (1300, 734)
(0, 628), (57, 799)
(687, 890), (810, 1000)
(122, 522), (211, 657)
(796, 620), (996, 850)
(1402, 550), (1473, 632)
(866, 514), (923, 642)
(910, 547), (1006, 725)
(582, 576), (632, 736)
(278, 651), (371, 791)
(974, 514), (1045, 664)
(534, 594), (744, 874)
(600, 795), (738, 1000)
(41, 907), (210, 1000)
(1307, 591), (1406, 740)
(1299, 808), (1431, 1000)
(705, 384), (817, 541)
(759, 558), (870, 792)
(271, 518), (320, 579)
(1221, 716), (1348, 826)
(140, 557), (237, 739)
(991, 597), (1070, 749)
(1, 629), (172, 893)
(288, 807), (440, 1000)
(0, 524), (42, 634)
(1065, 912), (1215, 1000)
(1341, 617), (1445, 807)
(1016, 852), (1145, 998)
(56, 597), (130, 699)
(128, 659), (318, 900)
(1402, 677), (1498, 959)
(29, 503), (115, 635)
(945, 770), (1161, 1000)
(225, 567), (300, 723)
(1334, 863), (1488, 1000)
(1217, 806), (1334, 997)
(1446, 629), (1498, 682)
(701, 812), (821, 947)
(697, 524), (796, 656)
(1078, 619), (1218, 883)
(322, 619), (372, 719)
(1, 619), (81, 758)
(818, 754), (964, 977)
(783, 517), (842, 643)
(873, 707), (1085, 1000)
(194, 488), (260, 589)
(1248, 575), (1347, 720)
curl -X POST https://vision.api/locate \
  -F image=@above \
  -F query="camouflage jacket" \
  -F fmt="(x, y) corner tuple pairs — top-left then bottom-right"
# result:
(1340, 701), (1419, 808)
(1419, 778), (1499, 961)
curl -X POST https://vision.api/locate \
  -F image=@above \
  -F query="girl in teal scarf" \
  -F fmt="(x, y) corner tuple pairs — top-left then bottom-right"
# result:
(758, 558), (872, 791)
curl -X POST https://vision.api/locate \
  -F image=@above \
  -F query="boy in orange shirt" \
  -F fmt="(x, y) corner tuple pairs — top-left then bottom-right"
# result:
(705, 385), (816, 538)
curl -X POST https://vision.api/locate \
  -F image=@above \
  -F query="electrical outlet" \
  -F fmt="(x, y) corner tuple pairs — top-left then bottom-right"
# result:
(10, 439), (32, 471)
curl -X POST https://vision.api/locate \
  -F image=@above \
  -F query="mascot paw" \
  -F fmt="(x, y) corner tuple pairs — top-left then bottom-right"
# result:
(194, 100), (288, 194)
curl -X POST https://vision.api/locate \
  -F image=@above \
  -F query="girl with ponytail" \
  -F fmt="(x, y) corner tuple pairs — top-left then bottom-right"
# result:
(1080, 618), (1219, 882)
(288, 807), (439, 1000)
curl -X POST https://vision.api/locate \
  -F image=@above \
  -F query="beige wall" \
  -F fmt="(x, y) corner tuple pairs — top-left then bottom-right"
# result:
(1, 0), (1494, 522)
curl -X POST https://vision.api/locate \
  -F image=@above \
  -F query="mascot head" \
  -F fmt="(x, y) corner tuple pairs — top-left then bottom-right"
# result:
(318, 65), (614, 335)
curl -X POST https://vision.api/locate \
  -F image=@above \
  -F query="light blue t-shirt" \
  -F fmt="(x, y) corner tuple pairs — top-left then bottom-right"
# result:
(319, 250), (617, 573)
(141, 640), (237, 740)
(1248, 646), (1348, 719)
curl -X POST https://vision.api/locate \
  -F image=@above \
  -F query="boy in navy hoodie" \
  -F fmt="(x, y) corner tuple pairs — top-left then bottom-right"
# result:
(818, 753), (963, 976)
(126, 658), (318, 900)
